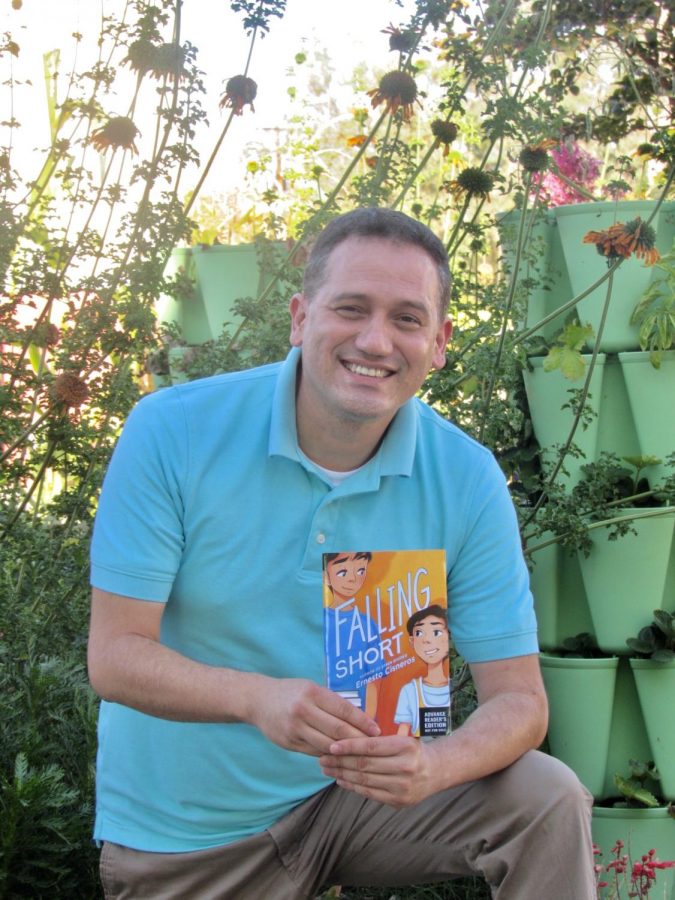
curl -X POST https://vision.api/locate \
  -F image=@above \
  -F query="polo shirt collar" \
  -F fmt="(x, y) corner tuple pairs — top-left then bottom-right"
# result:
(269, 348), (418, 477)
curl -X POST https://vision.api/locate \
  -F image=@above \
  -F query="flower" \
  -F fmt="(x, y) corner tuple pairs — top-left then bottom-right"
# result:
(447, 167), (496, 201)
(347, 134), (368, 147)
(382, 24), (417, 53)
(51, 373), (89, 408)
(149, 42), (186, 81)
(123, 39), (158, 76)
(90, 116), (140, 154)
(431, 119), (458, 156)
(219, 75), (258, 115)
(519, 140), (556, 173)
(367, 70), (419, 122)
(583, 217), (660, 266)
(32, 322), (60, 348)
(535, 140), (601, 206)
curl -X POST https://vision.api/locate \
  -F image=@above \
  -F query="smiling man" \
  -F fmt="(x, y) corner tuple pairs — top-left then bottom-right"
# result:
(88, 208), (595, 899)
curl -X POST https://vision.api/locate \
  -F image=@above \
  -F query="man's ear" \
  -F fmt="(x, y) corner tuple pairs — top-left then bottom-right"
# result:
(288, 293), (307, 347)
(432, 317), (453, 370)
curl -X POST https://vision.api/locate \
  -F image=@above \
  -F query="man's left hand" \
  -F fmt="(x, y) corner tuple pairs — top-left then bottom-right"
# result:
(319, 735), (439, 807)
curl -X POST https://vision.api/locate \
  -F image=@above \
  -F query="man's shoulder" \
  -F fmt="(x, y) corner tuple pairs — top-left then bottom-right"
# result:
(413, 398), (494, 462)
(139, 359), (284, 413)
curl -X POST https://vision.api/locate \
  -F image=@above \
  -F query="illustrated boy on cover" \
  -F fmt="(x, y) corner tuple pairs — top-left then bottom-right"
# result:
(395, 604), (451, 738)
(323, 551), (384, 715)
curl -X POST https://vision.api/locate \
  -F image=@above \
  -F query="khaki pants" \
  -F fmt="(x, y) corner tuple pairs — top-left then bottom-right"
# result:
(99, 750), (596, 900)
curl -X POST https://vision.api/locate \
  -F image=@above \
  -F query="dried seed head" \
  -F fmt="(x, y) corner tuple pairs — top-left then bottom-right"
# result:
(367, 70), (419, 122)
(91, 116), (140, 153)
(220, 75), (258, 115)
(52, 372), (89, 408)
(519, 145), (550, 173)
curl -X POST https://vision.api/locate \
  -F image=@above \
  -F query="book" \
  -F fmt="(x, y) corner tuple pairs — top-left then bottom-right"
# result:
(322, 549), (450, 738)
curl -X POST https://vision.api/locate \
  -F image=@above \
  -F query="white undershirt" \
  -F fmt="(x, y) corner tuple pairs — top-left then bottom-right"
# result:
(298, 449), (364, 487)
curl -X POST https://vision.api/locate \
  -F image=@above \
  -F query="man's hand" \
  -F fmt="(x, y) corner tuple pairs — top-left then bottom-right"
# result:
(248, 677), (381, 757)
(319, 734), (439, 807)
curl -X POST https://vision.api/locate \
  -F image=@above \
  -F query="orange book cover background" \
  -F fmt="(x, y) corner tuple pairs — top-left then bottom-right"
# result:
(322, 549), (449, 737)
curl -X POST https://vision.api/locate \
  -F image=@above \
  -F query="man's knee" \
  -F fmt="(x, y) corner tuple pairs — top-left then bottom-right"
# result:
(487, 750), (593, 821)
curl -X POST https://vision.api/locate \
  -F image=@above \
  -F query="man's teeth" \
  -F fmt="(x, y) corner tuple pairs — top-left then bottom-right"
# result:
(346, 363), (389, 378)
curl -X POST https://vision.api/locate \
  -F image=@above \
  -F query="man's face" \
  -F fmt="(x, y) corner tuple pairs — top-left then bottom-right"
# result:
(409, 615), (449, 665)
(289, 236), (452, 432)
(326, 553), (369, 603)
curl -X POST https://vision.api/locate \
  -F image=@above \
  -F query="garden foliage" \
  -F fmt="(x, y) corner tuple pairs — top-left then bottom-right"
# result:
(0, 0), (673, 894)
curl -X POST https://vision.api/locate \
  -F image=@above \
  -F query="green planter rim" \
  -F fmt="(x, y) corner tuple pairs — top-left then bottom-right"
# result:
(592, 804), (673, 819)
(540, 653), (618, 669)
(618, 349), (675, 366)
(629, 657), (675, 671)
(553, 199), (675, 218)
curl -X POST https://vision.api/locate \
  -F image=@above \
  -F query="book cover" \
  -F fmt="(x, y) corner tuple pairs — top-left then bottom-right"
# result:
(322, 549), (450, 738)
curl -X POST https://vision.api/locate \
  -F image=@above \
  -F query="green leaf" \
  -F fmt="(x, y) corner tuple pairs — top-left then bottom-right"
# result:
(543, 345), (586, 380)
(614, 774), (660, 807)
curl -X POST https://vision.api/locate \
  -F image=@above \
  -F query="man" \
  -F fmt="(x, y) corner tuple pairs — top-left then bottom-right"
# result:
(88, 208), (595, 898)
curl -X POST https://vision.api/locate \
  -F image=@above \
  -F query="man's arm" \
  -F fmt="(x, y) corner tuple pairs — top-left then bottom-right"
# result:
(319, 653), (548, 806)
(88, 587), (380, 756)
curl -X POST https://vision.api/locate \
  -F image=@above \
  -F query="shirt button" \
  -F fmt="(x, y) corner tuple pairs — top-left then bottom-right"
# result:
(316, 533), (326, 544)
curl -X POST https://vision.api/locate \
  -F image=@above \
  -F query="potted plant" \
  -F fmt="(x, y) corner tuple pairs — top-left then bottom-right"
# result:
(593, 761), (675, 900)
(540, 634), (619, 798)
(566, 455), (675, 655)
(627, 611), (675, 799)
(618, 246), (675, 488)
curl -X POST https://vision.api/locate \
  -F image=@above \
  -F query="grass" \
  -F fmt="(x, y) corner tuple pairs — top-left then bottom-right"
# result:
(316, 879), (492, 899)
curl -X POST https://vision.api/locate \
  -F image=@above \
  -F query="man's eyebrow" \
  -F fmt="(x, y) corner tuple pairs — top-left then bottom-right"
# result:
(331, 293), (431, 314)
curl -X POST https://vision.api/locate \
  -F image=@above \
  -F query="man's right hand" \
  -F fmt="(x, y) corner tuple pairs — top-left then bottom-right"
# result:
(246, 676), (381, 757)
(88, 589), (380, 757)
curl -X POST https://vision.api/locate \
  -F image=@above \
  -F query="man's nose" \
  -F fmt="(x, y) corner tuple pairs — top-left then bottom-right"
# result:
(354, 316), (393, 356)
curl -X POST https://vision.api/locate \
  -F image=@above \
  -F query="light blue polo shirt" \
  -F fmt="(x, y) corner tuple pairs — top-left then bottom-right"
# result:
(90, 348), (537, 852)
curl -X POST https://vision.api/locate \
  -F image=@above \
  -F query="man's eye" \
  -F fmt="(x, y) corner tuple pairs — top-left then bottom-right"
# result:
(397, 314), (422, 326)
(336, 306), (364, 316)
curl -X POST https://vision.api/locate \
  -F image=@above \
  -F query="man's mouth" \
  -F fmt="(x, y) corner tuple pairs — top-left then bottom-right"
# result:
(344, 362), (392, 379)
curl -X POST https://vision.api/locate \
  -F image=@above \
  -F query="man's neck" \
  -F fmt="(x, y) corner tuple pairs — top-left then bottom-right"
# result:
(296, 408), (390, 471)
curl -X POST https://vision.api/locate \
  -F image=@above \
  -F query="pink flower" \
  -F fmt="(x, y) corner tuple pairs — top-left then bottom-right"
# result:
(533, 140), (601, 206)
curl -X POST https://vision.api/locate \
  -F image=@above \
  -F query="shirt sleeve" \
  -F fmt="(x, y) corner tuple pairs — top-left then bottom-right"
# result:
(90, 388), (188, 601)
(447, 452), (538, 663)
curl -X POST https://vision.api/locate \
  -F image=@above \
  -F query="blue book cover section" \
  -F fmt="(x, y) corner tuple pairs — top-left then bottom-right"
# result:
(322, 549), (450, 737)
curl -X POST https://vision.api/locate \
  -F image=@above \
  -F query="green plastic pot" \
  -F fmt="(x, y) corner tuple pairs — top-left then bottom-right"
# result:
(630, 658), (675, 800)
(554, 200), (675, 353)
(593, 805), (675, 900)
(497, 208), (571, 342)
(619, 350), (675, 489)
(577, 511), (675, 654)
(540, 653), (618, 798)
(528, 535), (593, 652)
(603, 658), (652, 800)
(523, 354), (639, 487)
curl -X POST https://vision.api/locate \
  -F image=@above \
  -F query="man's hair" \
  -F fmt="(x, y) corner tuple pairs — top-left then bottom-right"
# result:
(406, 604), (448, 636)
(303, 208), (451, 319)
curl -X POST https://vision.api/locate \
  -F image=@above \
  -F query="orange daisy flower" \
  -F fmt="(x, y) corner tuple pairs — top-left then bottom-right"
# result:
(583, 218), (660, 266)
